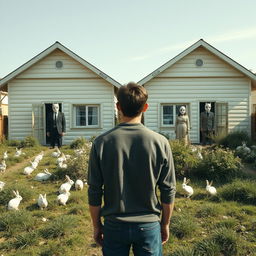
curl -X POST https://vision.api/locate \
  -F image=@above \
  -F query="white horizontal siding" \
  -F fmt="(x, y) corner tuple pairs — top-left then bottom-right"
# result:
(8, 78), (115, 144)
(16, 49), (98, 79)
(144, 77), (250, 143)
(158, 47), (244, 78)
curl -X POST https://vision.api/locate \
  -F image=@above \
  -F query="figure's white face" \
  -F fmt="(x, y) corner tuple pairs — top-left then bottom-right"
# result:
(52, 104), (59, 113)
(205, 103), (211, 113)
(179, 106), (186, 115)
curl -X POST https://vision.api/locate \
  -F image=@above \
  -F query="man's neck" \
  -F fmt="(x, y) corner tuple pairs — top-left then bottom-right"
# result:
(120, 114), (142, 124)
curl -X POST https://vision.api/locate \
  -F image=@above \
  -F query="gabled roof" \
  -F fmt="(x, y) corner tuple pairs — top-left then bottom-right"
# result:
(138, 39), (256, 86)
(0, 42), (121, 88)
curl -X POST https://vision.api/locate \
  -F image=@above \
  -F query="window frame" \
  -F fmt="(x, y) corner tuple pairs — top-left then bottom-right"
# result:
(73, 104), (100, 128)
(160, 103), (190, 127)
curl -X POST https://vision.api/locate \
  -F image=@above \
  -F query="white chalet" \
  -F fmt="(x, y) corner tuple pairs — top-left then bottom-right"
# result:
(138, 39), (256, 143)
(0, 42), (121, 145)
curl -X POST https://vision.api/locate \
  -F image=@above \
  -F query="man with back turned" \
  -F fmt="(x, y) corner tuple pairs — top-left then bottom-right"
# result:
(88, 82), (176, 256)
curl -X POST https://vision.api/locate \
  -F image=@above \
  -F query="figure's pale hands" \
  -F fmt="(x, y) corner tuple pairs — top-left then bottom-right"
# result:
(47, 132), (50, 137)
(161, 224), (169, 245)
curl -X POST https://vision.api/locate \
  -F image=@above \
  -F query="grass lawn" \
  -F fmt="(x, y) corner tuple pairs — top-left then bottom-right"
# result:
(0, 144), (256, 255)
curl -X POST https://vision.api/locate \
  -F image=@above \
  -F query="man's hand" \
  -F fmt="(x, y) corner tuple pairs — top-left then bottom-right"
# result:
(61, 132), (65, 136)
(161, 223), (169, 245)
(47, 132), (50, 137)
(93, 225), (104, 247)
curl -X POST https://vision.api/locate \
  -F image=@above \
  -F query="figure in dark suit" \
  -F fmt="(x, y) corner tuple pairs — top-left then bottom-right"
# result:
(46, 103), (66, 148)
(200, 103), (215, 145)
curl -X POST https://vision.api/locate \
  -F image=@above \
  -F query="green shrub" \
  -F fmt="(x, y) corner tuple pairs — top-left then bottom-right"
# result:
(170, 140), (201, 178)
(212, 228), (239, 256)
(12, 231), (38, 249)
(8, 139), (21, 147)
(20, 136), (39, 148)
(195, 203), (223, 218)
(193, 147), (242, 182)
(39, 241), (68, 256)
(214, 219), (238, 229)
(171, 247), (195, 256)
(218, 179), (256, 205)
(0, 210), (35, 235)
(194, 239), (221, 256)
(216, 130), (251, 150)
(194, 228), (239, 256)
(70, 136), (88, 149)
(0, 185), (34, 205)
(40, 215), (79, 239)
(53, 153), (89, 181)
(170, 214), (198, 239)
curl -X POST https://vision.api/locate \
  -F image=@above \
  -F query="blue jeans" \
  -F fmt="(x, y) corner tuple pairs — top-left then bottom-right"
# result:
(102, 220), (162, 256)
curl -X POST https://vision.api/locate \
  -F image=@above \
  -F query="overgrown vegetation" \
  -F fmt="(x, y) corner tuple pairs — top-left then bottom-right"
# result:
(214, 130), (251, 149)
(193, 147), (243, 182)
(170, 140), (200, 178)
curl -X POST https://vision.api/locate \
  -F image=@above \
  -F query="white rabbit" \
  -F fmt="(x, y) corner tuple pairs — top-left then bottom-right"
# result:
(8, 190), (23, 210)
(56, 153), (66, 164)
(3, 151), (8, 159)
(30, 161), (38, 169)
(34, 151), (44, 162)
(59, 175), (74, 194)
(182, 177), (194, 198)
(52, 148), (61, 158)
(75, 179), (84, 190)
(37, 194), (48, 210)
(206, 180), (217, 196)
(57, 191), (70, 205)
(0, 160), (6, 172)
(0, 181), (5, 191)
(14, 148), (22, 157)
(34, 169), (52, 181)
(58, 161), (67, 169)
(23, 165), (35, 175)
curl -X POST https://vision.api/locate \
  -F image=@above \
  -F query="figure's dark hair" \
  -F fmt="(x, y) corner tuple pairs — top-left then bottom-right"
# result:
(117, 82), (148, 117)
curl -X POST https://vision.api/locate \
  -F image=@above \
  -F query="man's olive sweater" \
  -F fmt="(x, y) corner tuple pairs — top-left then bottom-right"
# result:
(88, 123), (176, 222)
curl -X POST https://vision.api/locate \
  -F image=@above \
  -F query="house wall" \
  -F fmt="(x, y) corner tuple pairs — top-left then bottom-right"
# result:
(8, 49), (115, 144)
(144, 47), (251, 143)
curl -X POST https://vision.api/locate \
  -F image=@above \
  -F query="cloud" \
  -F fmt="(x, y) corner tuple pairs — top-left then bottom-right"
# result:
(129, 27), (256, 62)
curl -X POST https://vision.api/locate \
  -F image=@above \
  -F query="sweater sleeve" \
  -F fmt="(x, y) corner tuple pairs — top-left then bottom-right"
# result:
(157, 142), (176, 204)
(87, 143), (103, 206)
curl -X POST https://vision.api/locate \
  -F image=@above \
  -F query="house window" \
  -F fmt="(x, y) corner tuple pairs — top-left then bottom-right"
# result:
(74, 105), (99, 127)
(161, 104), (189, 126)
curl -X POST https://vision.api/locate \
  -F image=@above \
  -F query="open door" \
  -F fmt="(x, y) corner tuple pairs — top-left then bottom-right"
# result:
(215, 102), (228, 136)
(32, 104), (45, 144)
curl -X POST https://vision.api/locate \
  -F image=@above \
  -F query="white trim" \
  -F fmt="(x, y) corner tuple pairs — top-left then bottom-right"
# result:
(0, 42), (121, 89)
(159, 103), (190, 128)
(72, 104), (101, 129)
(138, 39), (256, 85)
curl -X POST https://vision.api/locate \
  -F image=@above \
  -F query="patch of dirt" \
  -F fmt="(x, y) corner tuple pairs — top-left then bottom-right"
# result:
(5, 148), (54, 173)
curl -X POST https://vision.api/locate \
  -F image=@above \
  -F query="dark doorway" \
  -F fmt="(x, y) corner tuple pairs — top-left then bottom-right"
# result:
(45, 103), (62, 145)
(199, 102), (215, 143)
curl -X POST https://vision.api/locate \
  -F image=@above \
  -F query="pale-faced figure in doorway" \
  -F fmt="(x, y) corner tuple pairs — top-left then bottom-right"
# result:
(46, 103), (66, 148)
(175, 106), (190, 145)
(200, 103), (215, 145)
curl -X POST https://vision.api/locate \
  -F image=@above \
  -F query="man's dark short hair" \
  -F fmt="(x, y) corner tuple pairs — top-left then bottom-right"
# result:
(117, 82), (148, 117)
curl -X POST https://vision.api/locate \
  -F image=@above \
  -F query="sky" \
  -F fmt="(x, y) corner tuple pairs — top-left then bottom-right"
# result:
(0, 0), (256, 84)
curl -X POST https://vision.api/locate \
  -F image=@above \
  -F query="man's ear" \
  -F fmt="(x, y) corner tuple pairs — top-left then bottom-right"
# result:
(116, 102), (121, 111)
(142, 103), (148, 113)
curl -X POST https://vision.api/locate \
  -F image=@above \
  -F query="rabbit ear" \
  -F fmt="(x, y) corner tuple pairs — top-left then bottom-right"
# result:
(16, 190), (20, 196)
(186, 179), (190, 184)
(206, 180), (209, 185)
(183, 177), (186, 183)
(210, 181), (213, 186)
(65, 175), (70, 181)
(13, 190), (17, 196)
